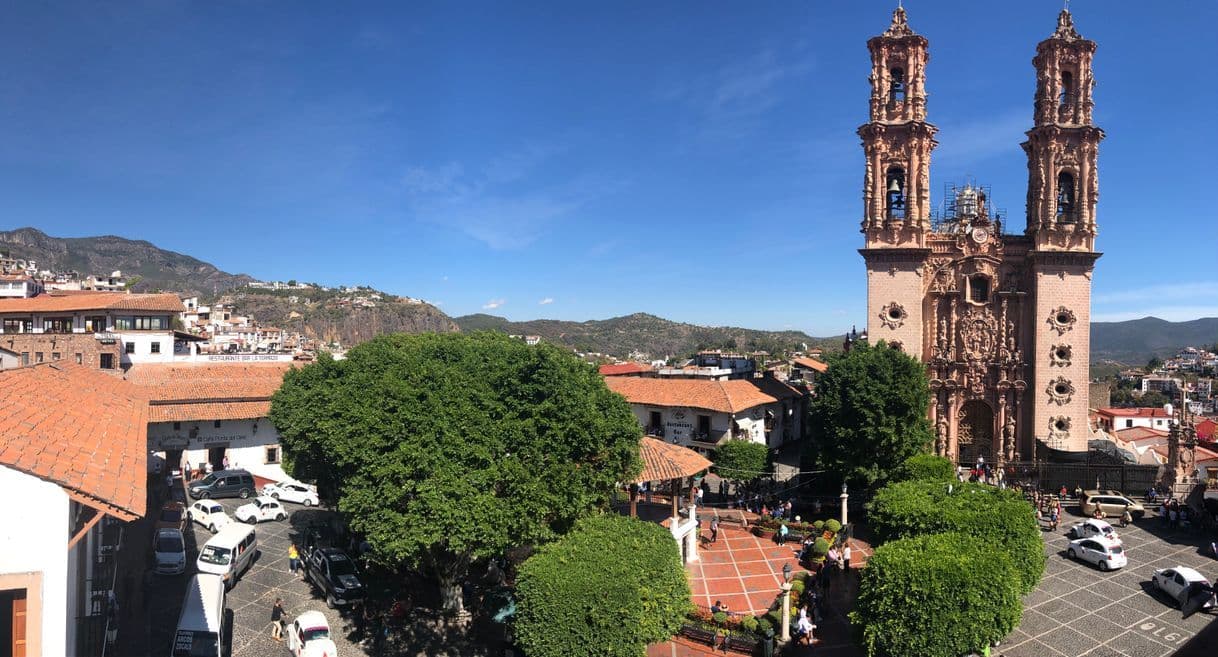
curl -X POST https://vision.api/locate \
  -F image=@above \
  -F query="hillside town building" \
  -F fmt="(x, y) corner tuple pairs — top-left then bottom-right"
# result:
(860, 8), (1101, 463)
(0, 291), (185, 371)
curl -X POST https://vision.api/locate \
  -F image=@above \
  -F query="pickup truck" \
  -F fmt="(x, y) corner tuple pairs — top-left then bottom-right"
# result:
(303, 546), (365, 608)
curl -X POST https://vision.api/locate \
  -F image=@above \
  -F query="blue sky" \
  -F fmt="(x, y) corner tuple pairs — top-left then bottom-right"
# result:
(2, 1), (1215, 335)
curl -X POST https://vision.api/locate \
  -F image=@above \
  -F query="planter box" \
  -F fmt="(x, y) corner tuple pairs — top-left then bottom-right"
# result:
(724, 634), (761, 654)
(679, 624), (716, 645)
(753, 527), (776, 540)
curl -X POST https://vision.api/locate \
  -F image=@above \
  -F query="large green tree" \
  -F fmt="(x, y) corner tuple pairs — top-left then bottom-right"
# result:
(713, 440), (769, 485)
(808, 342), (933, 489)
(269, 332), (642, 611)
(515, 514), (691, 657)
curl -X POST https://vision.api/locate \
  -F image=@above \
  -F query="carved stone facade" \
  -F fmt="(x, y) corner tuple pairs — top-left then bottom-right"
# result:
(860, 9), (1101, 462)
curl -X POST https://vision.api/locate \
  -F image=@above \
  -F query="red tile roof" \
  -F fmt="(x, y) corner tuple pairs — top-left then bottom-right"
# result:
(599, 362), (654, 376)
(0, 291), (185, 313)
(792, 357), (828, 373)
(604, 376), (781, 414)
(0, 363), (148, 519)
(124, 363), (294, 402)
(148, 400), (272, 423)
(1147, 444), (1218, 463)
(635, 437), (713, 483)
(1097, 407), (1172, 418)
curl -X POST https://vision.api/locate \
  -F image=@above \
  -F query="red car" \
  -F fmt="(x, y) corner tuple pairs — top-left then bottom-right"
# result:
(155, 501), (187, 533)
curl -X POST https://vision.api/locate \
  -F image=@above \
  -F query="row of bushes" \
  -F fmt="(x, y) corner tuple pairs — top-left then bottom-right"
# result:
(848, 454), (1040, 657)
(752, 516), (842, 535)
(683, 572), (813, 642)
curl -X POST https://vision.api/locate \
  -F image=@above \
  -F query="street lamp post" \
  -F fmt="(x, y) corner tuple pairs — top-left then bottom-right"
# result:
(780, 563), (794, 642)
(840, 483), (849, 527)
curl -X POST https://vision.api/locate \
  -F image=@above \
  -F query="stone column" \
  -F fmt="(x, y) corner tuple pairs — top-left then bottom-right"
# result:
(780, 582), (792, 642)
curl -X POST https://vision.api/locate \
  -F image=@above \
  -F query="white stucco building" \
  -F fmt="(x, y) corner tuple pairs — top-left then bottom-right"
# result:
(125, 362), (296, 482)
(604, 374), (807, 454)
(0, 363), (148, 657)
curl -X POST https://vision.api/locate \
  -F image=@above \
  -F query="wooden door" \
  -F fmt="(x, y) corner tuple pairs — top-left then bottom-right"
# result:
(11, 591), (27, 657)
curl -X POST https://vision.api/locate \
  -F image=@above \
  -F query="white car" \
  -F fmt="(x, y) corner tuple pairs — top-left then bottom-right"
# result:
(1066, 537), (1126, 571)
(1151, 566), (1216, 610)
(153, 528), (187, 575)
(286, 610), (338, 657)
(262, 480), (320, 507)
(1067, 519), (1120, 543)
(234, 496), (287, 524)
(188, 499), (233, 533)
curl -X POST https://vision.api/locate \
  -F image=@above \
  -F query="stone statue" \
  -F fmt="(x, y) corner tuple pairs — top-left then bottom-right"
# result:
(1003, 415), (1016, 462)
(936, 414), (949, 457)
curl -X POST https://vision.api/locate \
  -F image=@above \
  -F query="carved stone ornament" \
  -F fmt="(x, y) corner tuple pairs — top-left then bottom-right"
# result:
(1046, 376), (1075, 405)
(879, 302), (908, 329)
(959, 307), (998, 361)
(1050, 344), (1072, 367)
(1047, 306), (1076, 335)
(1048, 415), (1071, 443)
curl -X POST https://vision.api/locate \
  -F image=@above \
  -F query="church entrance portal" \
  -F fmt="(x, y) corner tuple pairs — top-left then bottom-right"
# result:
(957, 400), (994, 466)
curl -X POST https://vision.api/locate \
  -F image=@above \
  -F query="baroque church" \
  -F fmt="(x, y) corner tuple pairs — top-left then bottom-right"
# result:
(859, 7), (1101, 464)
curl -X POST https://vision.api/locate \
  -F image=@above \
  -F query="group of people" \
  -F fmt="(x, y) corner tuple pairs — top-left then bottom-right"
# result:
(1031, 490), (1062, 531)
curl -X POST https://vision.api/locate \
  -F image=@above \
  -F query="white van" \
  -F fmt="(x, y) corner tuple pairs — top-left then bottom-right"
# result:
(172, 574), (225, 657)
(196, 523), (257, 588)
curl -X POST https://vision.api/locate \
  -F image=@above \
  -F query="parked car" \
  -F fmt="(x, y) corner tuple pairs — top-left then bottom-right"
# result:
(1067, 519), (1120, 543)
(188, 500), (233, 533)
(1066, 537), (1126, 571)
(234, 497), (287, 524)
(261, 480), (320, 507)
(1081, 491), (1145, 518)
(286, 610), (338, 657)
(153, 528), (187, 575)
(1151, 566), (1216, 610)
(303, 547), (365, 608)
(188, 469), (257, 500)
(155, 501), (188, 533)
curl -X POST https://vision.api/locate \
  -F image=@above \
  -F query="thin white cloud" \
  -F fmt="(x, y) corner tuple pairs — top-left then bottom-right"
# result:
(403, 146), (610, 250)
(1094, 281), (1218, 305)
(482, 299), (505, 310)
(538, 297), (554, 305)
(660, 45), (814, 141)
(934, 109), (1029, 169)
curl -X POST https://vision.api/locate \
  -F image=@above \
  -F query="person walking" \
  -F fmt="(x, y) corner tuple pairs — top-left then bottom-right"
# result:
(270, 598), (285, 641)
(288, 544), (300, 575)
(710, 516), (720, 544)
(222, 454), (230, 470)
(1120, 505), (1133, 528)
(777, 522), (789, 546)
(842, 543), (852, 573)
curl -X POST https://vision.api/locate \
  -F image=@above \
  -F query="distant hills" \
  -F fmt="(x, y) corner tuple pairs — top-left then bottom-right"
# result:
(1090, 317), (1217, 365)
(1, 227), (1211, 362)
(455, 312), (843, 359)
(0, 227), (253, 295)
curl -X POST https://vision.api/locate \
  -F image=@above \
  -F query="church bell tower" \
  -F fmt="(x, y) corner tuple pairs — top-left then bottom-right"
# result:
(1023, 9), (1102, 452)
(859, 6), (938, 353)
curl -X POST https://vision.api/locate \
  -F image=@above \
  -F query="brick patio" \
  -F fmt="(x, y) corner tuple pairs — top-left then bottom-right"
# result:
(688, 525), (872, 614)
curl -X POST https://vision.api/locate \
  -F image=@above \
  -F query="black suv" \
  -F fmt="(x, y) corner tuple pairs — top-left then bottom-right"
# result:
(304, 547), (365, 608)
(187, 469), (256, 500)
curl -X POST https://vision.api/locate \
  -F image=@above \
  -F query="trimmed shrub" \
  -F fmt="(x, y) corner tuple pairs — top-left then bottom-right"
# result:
(812, 537), (830, 556)
(894, 453), (956, 482)
(850, 532), (1021, 657)
(824, 518), (842, 534)
(516, 515), (691, 657)
(813, 520), (825, 531)
(867, 480), (1044, 592)
(756, 616), (773, 634)
(741, 616), (758, 633)
(790, 579), (806, 598)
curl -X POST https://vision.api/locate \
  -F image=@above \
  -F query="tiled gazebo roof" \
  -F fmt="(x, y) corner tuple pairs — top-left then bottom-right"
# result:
(635, 437), (713, 483)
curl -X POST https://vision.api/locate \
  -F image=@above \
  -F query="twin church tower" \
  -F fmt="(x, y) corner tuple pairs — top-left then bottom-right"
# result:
(859, 7), (1101, 462)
